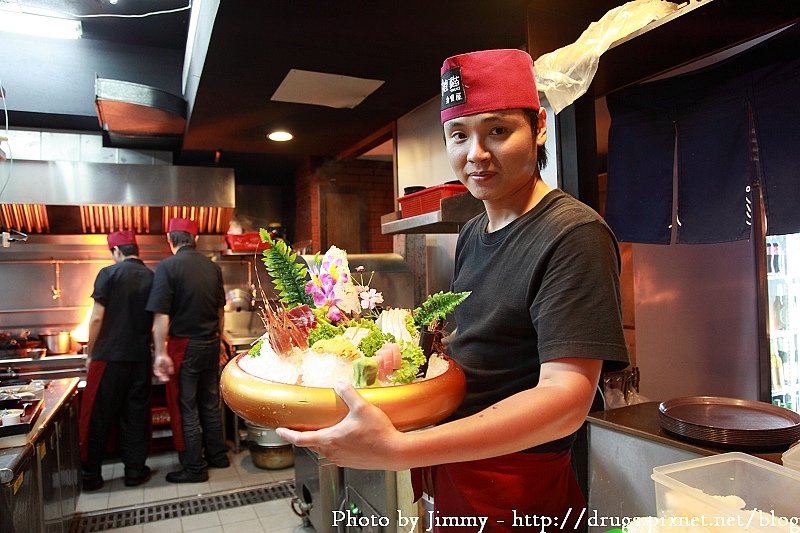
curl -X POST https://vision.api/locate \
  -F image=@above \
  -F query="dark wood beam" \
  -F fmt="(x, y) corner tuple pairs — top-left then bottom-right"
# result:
(336, 122), (395, 162)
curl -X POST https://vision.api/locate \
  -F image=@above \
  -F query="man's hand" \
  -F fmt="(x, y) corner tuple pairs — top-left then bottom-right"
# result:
(153, 353), (174, 382)
(276, 382), (404, 470)
(219, 337), (232, 366)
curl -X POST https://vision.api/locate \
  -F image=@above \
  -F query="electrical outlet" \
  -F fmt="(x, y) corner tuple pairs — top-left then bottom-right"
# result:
(1, 232), (10, 248)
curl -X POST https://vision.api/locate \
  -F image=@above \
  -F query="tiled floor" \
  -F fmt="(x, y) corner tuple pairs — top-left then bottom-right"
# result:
(74, 447), (315, 533)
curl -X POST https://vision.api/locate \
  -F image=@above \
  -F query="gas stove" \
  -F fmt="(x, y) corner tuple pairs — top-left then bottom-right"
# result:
(0, 348), (28, 361)
(0, 334), (43, 360)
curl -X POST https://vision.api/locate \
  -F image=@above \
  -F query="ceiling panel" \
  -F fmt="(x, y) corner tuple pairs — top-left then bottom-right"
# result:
(180, 0), (529, 177)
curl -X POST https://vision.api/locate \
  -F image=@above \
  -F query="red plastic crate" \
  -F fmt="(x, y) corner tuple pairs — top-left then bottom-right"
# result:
(225, 232), (271, 251)
(151, 407), (171, 426)
(398, 184), (468, 217)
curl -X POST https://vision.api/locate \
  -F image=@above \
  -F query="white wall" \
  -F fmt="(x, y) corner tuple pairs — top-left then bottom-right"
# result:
(396, 98), (458, 296)
(1, 128), (172, 165)
(540, 97), (559, 189)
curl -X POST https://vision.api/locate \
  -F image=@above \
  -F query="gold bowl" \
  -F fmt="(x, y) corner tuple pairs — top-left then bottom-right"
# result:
(220, 352), (466, 431)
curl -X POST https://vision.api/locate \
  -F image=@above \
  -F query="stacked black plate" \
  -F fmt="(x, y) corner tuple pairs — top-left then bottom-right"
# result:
(659, 396), (800, 451)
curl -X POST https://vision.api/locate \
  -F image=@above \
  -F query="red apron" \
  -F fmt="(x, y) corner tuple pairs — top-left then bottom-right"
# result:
(164, 336), (189, 451)
(413, 450), (586, 533)
(79, 360), (107, 462)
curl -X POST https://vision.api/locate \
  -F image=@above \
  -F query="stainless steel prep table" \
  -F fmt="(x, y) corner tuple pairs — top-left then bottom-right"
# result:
(0, 378), (81, 533)
(585, 402), (785, 531)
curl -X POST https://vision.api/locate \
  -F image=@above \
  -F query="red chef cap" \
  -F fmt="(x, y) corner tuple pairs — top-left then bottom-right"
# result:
(168, 217), (198, 236)
(440, 49), (540, 124)
(107, 230), (137, 250)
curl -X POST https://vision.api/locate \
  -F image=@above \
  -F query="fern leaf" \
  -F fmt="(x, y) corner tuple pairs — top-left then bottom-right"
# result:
(412, 291), (471, 328)
(259, 230), (314, 309)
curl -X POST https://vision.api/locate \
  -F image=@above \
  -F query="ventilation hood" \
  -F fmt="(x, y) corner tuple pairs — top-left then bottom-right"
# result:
(0, 160), (235, 235)
(95, 78), (186, 150)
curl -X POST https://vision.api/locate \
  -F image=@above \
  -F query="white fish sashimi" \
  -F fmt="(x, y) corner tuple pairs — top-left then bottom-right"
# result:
(376, 308), (414, 343)
(342, 326), (372, 346)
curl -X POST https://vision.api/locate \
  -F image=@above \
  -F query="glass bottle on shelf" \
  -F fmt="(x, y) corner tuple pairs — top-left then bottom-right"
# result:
(771, 234), (800, 413)
(774, 394), (785, 408)
(771, 351), (785, 392)
(767, 242), (774, 274)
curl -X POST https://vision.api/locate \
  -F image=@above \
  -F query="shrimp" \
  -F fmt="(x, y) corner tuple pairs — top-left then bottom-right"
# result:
(260, 303), (316, 355)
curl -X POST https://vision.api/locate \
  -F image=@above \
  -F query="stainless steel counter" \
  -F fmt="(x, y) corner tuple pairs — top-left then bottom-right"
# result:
(0, 378), (80, 464)
(584, 402), (786, 528)
(586, 401), (784, 464)
(0, 378), (80, 533)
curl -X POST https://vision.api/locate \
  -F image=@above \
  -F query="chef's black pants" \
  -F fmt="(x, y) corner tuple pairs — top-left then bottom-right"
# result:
(83, 361), (151, 480)
(177, 336), (227, 474)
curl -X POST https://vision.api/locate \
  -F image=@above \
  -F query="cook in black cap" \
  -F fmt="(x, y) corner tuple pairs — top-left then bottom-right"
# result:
(279, 49), (629, 532)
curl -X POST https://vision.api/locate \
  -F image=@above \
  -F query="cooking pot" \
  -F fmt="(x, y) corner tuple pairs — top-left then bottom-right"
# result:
(245, 422), (294, 470)
(226, 288), (253, 312)
(40, 332), (73, 355)
(27, 348), (46, 360)
(246, 422), (291, 447)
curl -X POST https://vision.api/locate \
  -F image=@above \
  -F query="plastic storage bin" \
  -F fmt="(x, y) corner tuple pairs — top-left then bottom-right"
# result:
(652, 452), (800, 533)
(398, 184), (468, 218)
(225, 232), (270, 252)
(783, 444), (800, 473)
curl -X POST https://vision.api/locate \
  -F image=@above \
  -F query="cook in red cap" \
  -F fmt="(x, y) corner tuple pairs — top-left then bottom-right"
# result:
(168, 218), (198, 236)
(275, 48), (630, 533)
(107, 230), (137, 250)
(82, 230), (153, 491)
(440, 48), (540, 123)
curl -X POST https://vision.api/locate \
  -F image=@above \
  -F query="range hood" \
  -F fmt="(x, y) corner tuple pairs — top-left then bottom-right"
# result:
(95, 78), (186, 150)
(0, 160), (235, 235)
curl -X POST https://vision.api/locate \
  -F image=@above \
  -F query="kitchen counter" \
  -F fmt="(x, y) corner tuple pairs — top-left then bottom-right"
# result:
(0, 378), (80, 533)
(584, 401), (791, 529)
(587, 401), (785, 465)
(0, 378), (79, 457)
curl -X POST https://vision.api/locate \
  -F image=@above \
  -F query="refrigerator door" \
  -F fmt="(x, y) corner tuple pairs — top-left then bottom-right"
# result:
(766, 233), (800, 413)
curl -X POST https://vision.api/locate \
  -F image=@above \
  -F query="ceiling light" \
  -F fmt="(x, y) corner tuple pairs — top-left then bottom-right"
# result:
(0, 10), (82, 39)
(268, 131), (293, 142)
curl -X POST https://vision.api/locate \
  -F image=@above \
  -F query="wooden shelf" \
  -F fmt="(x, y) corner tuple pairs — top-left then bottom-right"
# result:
(381, 192), (484, 235)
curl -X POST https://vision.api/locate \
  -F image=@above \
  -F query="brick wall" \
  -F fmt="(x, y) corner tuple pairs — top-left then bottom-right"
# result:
(293, 157), (395, 254)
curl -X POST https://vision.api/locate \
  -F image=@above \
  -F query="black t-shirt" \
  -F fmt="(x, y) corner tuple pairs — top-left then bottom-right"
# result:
(146, 246), (225, 338)
(91, 258), (154, 362)
(449, 189), (630, 452)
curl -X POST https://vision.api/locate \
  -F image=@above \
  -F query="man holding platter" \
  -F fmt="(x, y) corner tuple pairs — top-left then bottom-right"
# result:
(278, 49), (630, 532)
